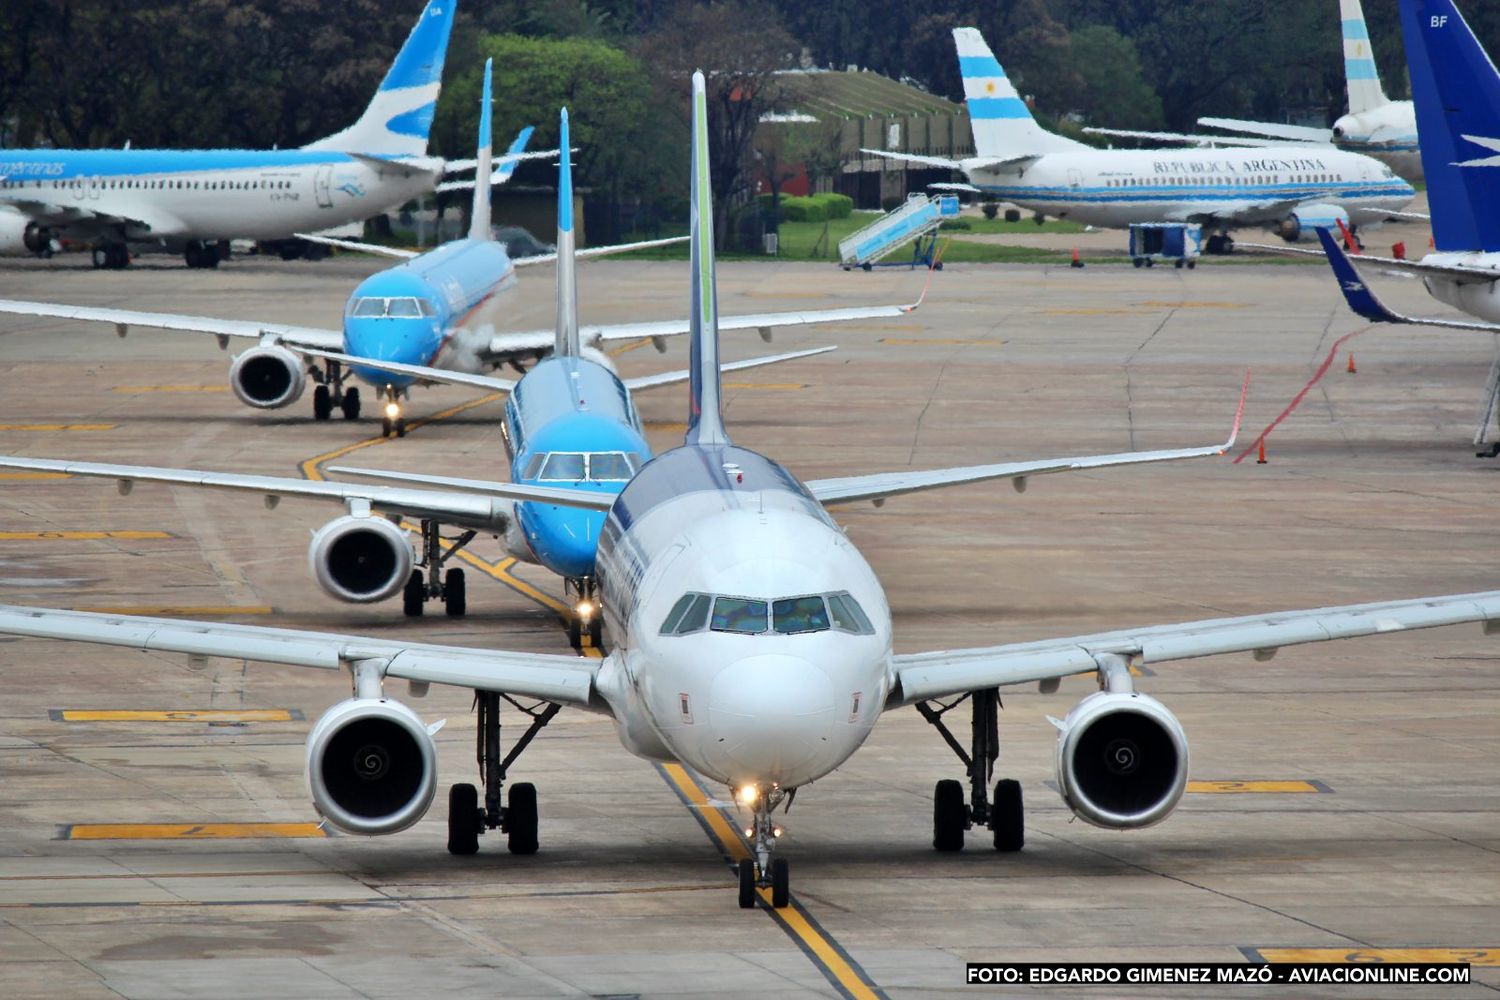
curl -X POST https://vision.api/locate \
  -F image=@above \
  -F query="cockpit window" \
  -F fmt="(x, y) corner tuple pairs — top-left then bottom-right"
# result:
(827, 592), (875, 634)
(589, 453), (634, 481)
(538, 452), (586, 481)
(386, 297), (422, 318)
(417, 298), (437, 317)
(711, 597), (768, 634)
(350, 297), (386, 318)
(773, 596), (830, 634)
(348, 297), (433, 319)
(522, 453), (546, 479)
(660, 592), (712, 635)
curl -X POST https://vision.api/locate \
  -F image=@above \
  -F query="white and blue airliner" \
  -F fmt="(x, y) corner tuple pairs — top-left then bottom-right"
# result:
(0, 63), (904, 621)
(0, 0), (499, 269)
(3, 72), (1498, 912)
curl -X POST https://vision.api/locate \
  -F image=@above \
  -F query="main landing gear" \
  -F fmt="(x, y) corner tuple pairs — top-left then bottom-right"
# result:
(1204, 232), (1236, 255)
(447, 690), (560, 856)
(566, 577), (603, 649)
(90, 243), (130, 269)
(183, 240), (229, 269)
(403, 519), (476, 617)
(311, 359), (361, 422)
(916, 687), (1024, 853)
(735, 785), (791, 909)
(379, 385), (408, 438)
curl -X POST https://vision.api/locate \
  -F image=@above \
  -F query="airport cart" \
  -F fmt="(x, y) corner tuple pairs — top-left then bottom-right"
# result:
(1128, 222), (1201, 269)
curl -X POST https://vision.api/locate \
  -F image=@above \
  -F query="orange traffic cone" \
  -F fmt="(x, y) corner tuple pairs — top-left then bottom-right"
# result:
(1346, 353), (1357, 374)
(1070, 247), (1084, 268)
(1256, 440), (1267, 465)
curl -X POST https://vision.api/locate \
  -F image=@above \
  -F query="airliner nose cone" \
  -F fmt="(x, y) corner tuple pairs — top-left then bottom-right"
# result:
(707, 655), (836, 785)
(523, 505), (602, 579)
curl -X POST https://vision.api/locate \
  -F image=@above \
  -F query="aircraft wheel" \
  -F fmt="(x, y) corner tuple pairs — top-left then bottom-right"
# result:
(395, 418), (407, 438)
(1187, 260), (1196, 270)
(92, 247), (109, 269)
(341, 387), (361, 420)
(312, 385), (332, 420)
(990, 779), (1024, 852)
(280, 243), (303, 261)
(402, 570), (425, 617)
(109, 244), (129, 269)
(506, 782), (538, 855)
(587, 614), (602, 648)
(1132, 257), (1143, 269)
(1144, 257), (1154, 268)
(1174, 258), (1184, 269)
(861, 262), (872, 272)
(568, 616), (582, 649)
(444, 568), (466, 617)
(447, 783), (480, 855)
(737, 859), (757, 909)
(770, 858), (790, 909)
(933, 779), (966, 852)
(380, 417), (392, 438)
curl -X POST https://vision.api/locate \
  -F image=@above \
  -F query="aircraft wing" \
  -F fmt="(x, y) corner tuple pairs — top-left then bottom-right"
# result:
(1312, 226), (1500, 329)
(1164, 199), (1297, 224)
(299, 348), (519, 394)
(1196, 117), (1333, 143)
(0, 298), (344, 350)
(327, 466), (615, 511)
(619, 345), (836, 391)
(1081, 127), (1296, 148)
(889, 588), (1500, 706)
(510, 235), (687, 268)
(858, 148), (1029, 172)
(292, 233), (418, 260)
(0, 605), (599, 708)
(807, 374), (1246, 507)
(0, 454), (520, 532)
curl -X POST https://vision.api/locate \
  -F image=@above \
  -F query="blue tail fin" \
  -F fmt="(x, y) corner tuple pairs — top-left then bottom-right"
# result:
(1401, 0), (1500, 251)
(685, 71), (728, 448)
(555, 109), (579, 358)
(305, 0), (457, 157)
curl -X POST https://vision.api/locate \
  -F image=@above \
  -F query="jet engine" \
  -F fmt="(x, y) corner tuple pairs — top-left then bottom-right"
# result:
(1053, 690), (1188, 829)
(305, 697), (437, 835)
(229, 344), (307, 409)
(0, 214), (54, 256)
(1277, 203), (1350, 243)
(308, 515), (414, 603)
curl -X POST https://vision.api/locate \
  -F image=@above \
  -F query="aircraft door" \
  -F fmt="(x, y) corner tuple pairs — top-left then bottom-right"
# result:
(314, 164), (333, 208)
(1067, 168), (1085, 190)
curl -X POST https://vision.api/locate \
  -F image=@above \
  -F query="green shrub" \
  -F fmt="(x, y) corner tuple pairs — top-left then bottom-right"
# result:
(778, 196), (828, 222)
(939, 218), (971, 231)
(810, 192), (853, 219)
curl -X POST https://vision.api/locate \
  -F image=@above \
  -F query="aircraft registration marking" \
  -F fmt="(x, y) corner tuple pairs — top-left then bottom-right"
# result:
(0, 530), (172, 540)
(111, 385), (227, 393)
(70, 604), (273, 616)
(1188, 779), (1329, 794)
(51, 709), (301, 723)
(60, 823), (326, 841)
(0, 423), (117, 431)
(1247, 948), (1499, 966)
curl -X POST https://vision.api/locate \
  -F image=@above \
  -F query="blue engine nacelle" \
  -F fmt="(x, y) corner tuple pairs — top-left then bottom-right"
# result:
(1278, 203), (1350, 243)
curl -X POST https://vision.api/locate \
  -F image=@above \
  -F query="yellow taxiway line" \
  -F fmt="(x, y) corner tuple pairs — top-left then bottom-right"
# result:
(0, 530), (171, 541)
(1250, 948), (1499, 966)
(52, 709), (300, 723)
(62, 822), (326, 840)
(1188, 780), (1329, 794)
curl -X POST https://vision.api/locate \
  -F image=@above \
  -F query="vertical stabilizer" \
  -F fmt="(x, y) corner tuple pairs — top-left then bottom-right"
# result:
(1401, 0), (1500, 251)
(1340, 0), (1390, 114)
(685, 71), (728, 448)
(951, 27), (1085, 157)
(555, 108), (580, 357)
(304, 0), (456, 157)
(468, 59), (494, 242)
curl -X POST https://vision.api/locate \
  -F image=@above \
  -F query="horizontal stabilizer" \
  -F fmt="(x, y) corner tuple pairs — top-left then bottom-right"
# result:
(859, 148), (962, 170)
(1315, 226), (1500, 330)
(327, 467), (616, 511)
(927, 182), (982, 194)
(1082, 126), (1309, 148)
(1196, 117), (1333, 143)
(291, 233), (418, 259)
(511, 235), (687, 267)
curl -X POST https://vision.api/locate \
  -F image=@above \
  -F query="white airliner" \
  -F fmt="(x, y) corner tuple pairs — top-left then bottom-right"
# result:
(1193, 0), (1422, 182)
(4, 72), (1499, 912)
(873, 27), (1414, 253)
(0, 0), (529, 269)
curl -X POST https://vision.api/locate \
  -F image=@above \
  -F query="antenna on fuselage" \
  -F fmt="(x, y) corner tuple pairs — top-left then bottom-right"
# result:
(468, 59), (494, 242)
(555, 107), (580, 358)
(685, 71), (728, 447)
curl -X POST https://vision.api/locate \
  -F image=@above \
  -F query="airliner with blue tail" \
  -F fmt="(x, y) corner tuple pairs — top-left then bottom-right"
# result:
(869, 27), (1413, 253)
(0, 0), (510, 269)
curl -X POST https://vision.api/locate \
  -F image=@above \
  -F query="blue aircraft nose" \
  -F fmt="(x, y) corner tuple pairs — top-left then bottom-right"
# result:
(344, 316), (443, 388)
(520, 503), (605, 579)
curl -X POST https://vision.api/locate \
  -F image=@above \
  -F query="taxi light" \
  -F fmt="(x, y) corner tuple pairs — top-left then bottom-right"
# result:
(383, 402), (400, 419)
(576, 600), (595, 619)
(744, 827), (753, 837)
(736, 784), (759, 805)
(772, 826), (783, 838)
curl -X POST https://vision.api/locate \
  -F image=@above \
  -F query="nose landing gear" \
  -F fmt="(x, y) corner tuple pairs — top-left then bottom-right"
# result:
(566, 577), (603, 649)
(736, 787), (791, 909)
(379, 385), (407, 438)
(917, 687), (1024, 853)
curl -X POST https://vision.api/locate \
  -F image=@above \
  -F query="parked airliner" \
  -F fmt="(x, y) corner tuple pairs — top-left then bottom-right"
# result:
(0, 0), (495, 269)
(871, 27), (1413, 253)
(5, 72), (1495, 913)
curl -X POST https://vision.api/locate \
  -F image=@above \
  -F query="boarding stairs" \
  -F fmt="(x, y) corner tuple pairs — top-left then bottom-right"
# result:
(839, 194), (960, 270)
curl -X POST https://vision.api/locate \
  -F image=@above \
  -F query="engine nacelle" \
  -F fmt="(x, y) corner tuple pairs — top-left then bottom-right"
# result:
(305, 697), (437, 835)
(0, 213), (53, 256)
(229, 344), (306, 409)
(1278, 203), (1350, 243)
(1054, 690), (1188, 829)
(308, 515), (414, 603)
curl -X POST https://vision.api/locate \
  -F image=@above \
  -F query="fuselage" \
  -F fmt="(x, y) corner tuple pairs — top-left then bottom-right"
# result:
(0, 149), (437, 246)
(592, 443), (892, 791)
(966, 146), (1412, 230)
(1419, 251), (1500, 323)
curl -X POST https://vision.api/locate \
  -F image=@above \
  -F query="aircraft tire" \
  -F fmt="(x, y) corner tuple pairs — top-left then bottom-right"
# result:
(933, 779), (966, 852)
(990, 779), (1024, 852)
(770, 858), (790, 908)
(402, 570), (425, 617)
(380, 417), (392, 438)
(341, 387), (361, 420)
(395, 418), (407, 438)
(312, 385), (332, 420)
(737, 859), (757, 909)
(568, 617), (582, 649)
(444, 568), (466, 617)
(588, 614), (602, 648)
(447, 783), (480, 855)
(506, 782), (538, 855)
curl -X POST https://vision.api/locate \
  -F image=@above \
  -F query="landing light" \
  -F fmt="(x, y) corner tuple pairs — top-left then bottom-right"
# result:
(736, 784), (759, 806)
(576, 600), (595, 619)
(384, 402), (400, 419)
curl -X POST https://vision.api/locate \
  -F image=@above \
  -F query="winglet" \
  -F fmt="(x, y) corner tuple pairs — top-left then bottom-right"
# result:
(555, 108), (580, 358)
(1315, 227), (1403, 323)
(685, 71), (728, 447)
(1220, 370), (1250, 453)
(468, 59), (494, 242)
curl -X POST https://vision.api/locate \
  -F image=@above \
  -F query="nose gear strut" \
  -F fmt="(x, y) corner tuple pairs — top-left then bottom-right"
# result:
(736, 787), (791, 909)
